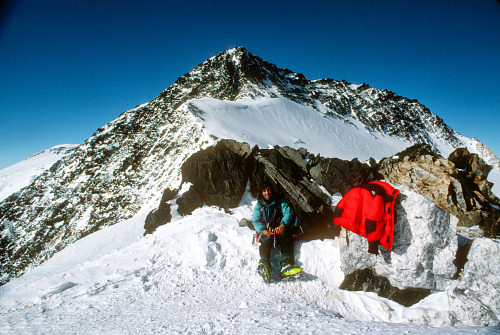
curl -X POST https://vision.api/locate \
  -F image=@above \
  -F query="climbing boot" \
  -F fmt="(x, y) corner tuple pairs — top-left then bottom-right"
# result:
(257, 262), (271, 283)
(280, 264), (303, 281)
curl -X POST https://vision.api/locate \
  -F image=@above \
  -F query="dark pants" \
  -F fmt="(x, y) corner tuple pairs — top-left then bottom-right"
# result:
(259, 229), (294, 269)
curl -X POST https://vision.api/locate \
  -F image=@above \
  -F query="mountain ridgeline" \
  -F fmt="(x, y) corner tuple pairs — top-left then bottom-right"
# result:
(0, 47), (497, 285)
(164, 47), (462, 148)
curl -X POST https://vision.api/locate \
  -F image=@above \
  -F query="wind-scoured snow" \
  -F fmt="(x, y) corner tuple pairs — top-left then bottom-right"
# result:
(1, 192), (498, 334)
(189, 97), (410, 161)
(0, 145), (77, 201)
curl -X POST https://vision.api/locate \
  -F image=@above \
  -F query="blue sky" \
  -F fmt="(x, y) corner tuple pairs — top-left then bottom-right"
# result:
(1, 0), (499, 169)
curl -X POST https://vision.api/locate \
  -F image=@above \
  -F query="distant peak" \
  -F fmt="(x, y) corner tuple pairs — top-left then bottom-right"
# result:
(213, 46), (254, 63)
(225, 46), (248, 54)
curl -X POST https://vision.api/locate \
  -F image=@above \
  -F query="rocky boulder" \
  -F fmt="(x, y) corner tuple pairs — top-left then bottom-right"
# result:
(448, 148), (497, 203)
(176, 140), (254, 215)
(248, 146), (340, 239)
(338, 187), (458, 306)
(144, 188), (176, 235)
(447, 237), (500, 325)
(376, 144), (500, 237)
(309, 156), (374, 196)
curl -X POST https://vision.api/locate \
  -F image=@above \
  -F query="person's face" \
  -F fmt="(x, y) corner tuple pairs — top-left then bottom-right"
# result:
(262, 186), (272, 201)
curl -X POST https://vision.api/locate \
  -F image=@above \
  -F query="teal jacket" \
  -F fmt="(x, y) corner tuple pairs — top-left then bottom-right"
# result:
(252, 197), (293, 234)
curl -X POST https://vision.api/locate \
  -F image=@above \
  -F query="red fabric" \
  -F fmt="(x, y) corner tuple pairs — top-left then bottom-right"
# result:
(334, 181), (399, 251)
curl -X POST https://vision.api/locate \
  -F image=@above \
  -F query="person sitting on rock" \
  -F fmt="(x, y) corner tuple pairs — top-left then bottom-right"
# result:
(252, 183), (303, 282)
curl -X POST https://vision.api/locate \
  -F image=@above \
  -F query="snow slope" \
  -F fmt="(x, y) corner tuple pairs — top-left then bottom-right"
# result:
(1, 191), (498, 333)
(189, 97), (409, 161)
(0, 144), (77, 201)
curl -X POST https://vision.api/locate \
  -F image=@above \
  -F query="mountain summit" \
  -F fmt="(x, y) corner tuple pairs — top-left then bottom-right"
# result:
(163, 46), (463, 152)
(0, 47), (497, 284)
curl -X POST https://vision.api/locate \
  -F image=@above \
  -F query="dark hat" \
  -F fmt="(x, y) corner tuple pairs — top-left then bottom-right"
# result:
(259, 181), (273, 192)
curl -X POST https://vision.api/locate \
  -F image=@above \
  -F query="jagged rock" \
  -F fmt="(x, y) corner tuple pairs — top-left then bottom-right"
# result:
(309, 157), (373, 195)
(470, 137), (500, 171)
(448, 148), (497, 203)
(340, 268), (431, 307)
(176, 185), (204, 216)
(338, 187), (457, 303)
(453, 234), (473, 277)
(144, 188), (176, 235)
(447, 288), (499, 326)
(377, 144), (500, 237)
(176, 140), (254, 213)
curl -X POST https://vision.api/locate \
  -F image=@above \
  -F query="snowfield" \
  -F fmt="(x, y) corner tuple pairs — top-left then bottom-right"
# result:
(0, 145), (77, 201)
(190, 96), (410, 161)
(1, 191), (498, 334)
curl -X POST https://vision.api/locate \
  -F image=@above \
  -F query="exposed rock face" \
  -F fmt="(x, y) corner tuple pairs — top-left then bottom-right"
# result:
(309, 157), (374, 196)
(176, 140), (254, 216)
(249, 146), (339, 239)
(448, 148), (497, 203)
(339, 268), (431, 307)
(470, 137), (500, 171)
(144, 188), (176, 235)
(173, 141), (375, 240)
(376, 144), (500, 237)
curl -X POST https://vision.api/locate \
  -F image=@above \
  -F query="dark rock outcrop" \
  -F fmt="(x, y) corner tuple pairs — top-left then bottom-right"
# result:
(249, 146), (340, 239)
(448, 148), (497, 204)
(176, 140), (255, 215)
(309, 156), (373, 196)
(144, 188), (176, 235)
(173, 141), (376, 240)
(340, 268), (431, 307)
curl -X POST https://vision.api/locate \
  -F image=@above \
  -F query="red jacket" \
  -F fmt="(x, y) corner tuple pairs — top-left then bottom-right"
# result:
(334, 181), (399, 254)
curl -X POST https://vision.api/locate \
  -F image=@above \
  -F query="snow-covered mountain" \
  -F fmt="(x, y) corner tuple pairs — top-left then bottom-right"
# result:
(1, 46), (498, 287)
(1, 46), (500, 332)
